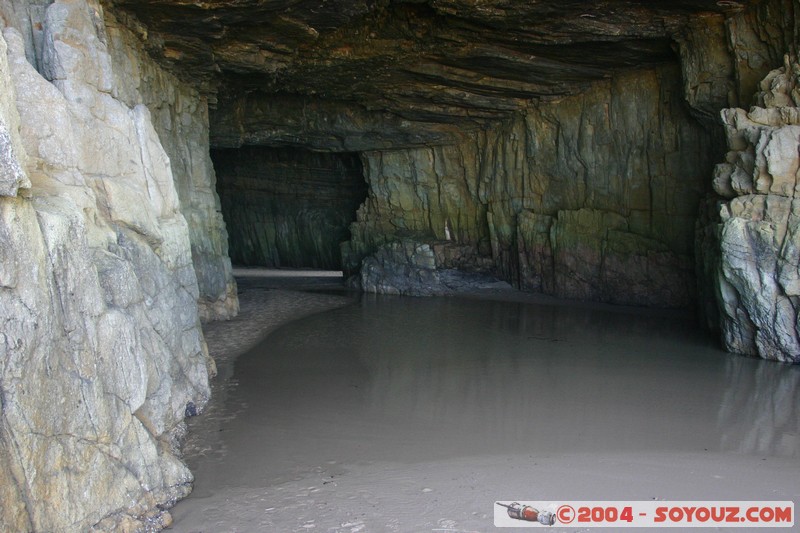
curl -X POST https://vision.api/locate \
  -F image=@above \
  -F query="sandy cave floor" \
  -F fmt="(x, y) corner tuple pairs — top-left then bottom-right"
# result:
(167, 269), (800, 533)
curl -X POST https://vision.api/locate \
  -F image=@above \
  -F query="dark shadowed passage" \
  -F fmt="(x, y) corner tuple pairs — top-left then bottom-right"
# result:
(213, 147), (368, 270)
(170, 288), (800, 532)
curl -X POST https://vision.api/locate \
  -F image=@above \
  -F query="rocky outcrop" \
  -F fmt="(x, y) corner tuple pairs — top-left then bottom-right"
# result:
(0, 0), (234, 529)
(699, 57), (800, 363)
(0, 2), (795, 533)
(676, 0), (796, 123)
(213, 146), (367, 269)
(107, 0), (799, 358)
(357, 238), (502, 296)
(101, 8), (238, 322)
(347, 65), (712, 308)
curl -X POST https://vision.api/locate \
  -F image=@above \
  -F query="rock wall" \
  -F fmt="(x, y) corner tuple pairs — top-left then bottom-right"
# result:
(346, 65), (715, 308)
(699, 57), (800, 363)
(213, 146), (367, 270)
(686, 0), (800, 362)
(676, 0), (797, 123)
(210, 93), (465, 153)
(0, 0), (232, 529)
(101, 8), (238, 322)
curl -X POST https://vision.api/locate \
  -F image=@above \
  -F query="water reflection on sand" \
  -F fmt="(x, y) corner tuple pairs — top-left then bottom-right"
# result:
(172, 293), (800, 532)
(189, 295), (798, 485)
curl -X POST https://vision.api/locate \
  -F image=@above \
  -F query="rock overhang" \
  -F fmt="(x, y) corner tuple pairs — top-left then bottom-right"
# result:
(105, 0), (754, 150)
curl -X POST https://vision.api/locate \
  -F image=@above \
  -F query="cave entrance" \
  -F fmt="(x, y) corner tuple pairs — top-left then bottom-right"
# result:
(212, 146), (368, 270)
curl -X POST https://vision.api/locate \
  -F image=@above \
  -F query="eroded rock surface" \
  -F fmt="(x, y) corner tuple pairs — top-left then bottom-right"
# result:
(700, 57), (800, 363)
(0, 0), (234, 529)
(357, 238), (503, 296)
(100, 8), (238, 321)
(1, 0), (799, 531)
(115, 0), (782, 139)
(346, 67), (707, 307)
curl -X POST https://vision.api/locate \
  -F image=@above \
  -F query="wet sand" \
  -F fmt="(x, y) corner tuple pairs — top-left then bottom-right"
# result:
(170, 273), (800, 532)
(180, 273), (354, 484)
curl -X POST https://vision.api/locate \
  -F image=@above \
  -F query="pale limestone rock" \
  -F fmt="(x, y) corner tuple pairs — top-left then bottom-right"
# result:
(101, 8), (238, 321)
(132, 104), (180, 218)
(702, 58), (800, 362)
(0, 123), (25, 195)
(0, 29), (30, 197)
(763, 126), (800, 196)
(757, 56), (800, 109)
(0, 0), (227, 527)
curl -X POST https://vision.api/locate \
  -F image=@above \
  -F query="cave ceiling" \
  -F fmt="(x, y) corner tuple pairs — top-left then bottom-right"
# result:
(107, 0), (753, 148)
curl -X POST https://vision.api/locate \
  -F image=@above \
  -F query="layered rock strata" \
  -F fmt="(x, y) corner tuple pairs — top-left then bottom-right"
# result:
(0, 0), (235, 529)
(106, 0), (798, 358)
(357, 238), (502, 296)
(0, 1), (798, 531)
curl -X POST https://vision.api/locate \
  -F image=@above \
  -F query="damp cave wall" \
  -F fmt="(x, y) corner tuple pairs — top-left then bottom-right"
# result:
(210, 0), (800, 360)
(213, 147), (367, 270)
(343, 65), (716, 308)
(340, 2), (797, 311)
(0, 0), (798, 532)
(213, 67), (719, 308)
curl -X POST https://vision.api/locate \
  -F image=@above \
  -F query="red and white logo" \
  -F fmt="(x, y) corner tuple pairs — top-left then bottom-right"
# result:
(494, 501), (795, 528)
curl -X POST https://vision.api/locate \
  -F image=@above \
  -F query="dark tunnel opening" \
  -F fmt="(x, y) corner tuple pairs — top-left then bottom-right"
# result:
(212, 146), (368, 270)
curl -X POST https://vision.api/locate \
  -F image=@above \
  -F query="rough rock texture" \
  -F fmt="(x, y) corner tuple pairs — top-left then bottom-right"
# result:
(357, 238), (503, 296)
(210, 93), (465, 153)
(102, 0), (798, 358)
(0, 0), (235, 529)
(213, 146), (367, 269)
(699, 57), (800, 363)
(346, 66), (710, 307)
(0, 30), (29, 197)
(0, 1), (796, 532)
(114, 0), (750, 138)
(101, 8), (238, 321)
(2, 0), (237, 322)
(676, 0), (797, 123)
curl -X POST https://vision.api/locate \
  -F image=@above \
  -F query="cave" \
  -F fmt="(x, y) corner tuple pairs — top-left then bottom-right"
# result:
(212, 146), (367, 270)
(0, 0), (799, 531)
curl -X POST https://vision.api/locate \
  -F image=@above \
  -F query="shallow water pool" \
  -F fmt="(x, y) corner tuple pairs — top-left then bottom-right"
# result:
(170, 294), (800, 532)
